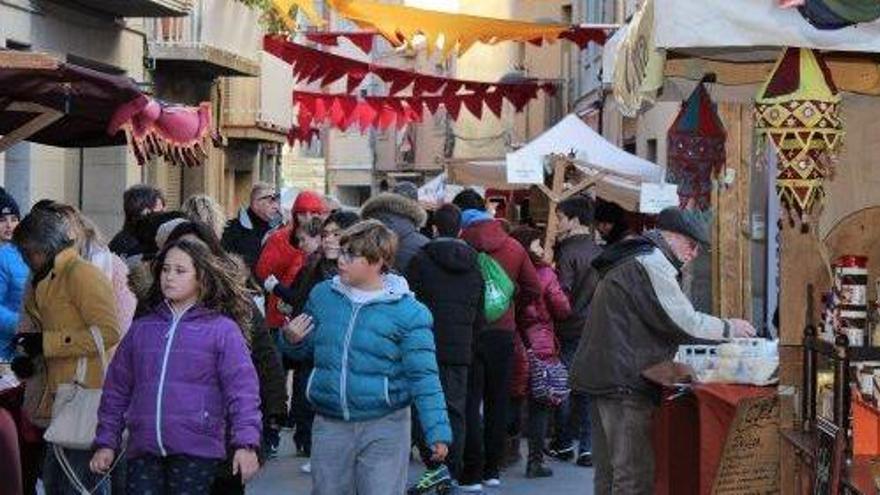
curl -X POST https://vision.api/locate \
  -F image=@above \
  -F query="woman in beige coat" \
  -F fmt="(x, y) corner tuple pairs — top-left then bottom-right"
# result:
(13, 208), (119, 495)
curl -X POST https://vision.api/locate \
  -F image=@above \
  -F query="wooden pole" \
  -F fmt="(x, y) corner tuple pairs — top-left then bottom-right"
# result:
(0, 102), (63, 154)
(542, 155), (569, 263)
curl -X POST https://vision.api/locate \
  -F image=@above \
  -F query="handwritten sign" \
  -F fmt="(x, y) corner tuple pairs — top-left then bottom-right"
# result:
(639, 183), (679, 214)
(505, 152), (544, 185)
(712, 395), (780, 495)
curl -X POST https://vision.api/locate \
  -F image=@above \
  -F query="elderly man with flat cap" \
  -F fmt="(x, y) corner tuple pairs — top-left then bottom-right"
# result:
(569, 207), (755, 495)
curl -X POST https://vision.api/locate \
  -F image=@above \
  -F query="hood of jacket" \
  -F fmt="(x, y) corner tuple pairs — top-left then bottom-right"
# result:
(591, 230), (681, 277)
(461, 219), (508, 253)
(361, 193), (427, 229)
(329, 272), (412, 304)
(423, 238), (477, 273)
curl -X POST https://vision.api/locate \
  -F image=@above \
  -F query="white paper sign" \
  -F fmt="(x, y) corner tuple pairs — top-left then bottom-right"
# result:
(505, 152), (544, 184)
(639, 183), (679, 214)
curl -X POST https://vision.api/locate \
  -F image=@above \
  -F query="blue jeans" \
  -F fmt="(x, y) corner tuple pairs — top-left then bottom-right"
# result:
(42, 445), (111, 495)
(554, 337), (592, 453)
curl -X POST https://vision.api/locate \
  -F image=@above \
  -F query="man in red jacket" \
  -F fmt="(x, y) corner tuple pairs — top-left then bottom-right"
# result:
(453, 190), (541, 492)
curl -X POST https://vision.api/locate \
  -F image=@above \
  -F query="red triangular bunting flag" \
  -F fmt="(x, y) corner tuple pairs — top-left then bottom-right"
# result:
(424, 97), (442, 115)
(485, 92), (504, 118)
(444, 96), (463, 120)
(463, 94), (483, 119)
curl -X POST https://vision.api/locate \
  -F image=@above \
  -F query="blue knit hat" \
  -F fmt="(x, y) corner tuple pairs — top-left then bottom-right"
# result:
(0, 193), (20, 219)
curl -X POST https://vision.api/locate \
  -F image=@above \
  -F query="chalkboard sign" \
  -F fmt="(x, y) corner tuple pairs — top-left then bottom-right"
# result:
(814, 417), (843, 495)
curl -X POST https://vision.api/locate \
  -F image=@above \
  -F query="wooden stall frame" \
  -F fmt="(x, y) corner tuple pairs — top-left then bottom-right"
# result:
(0, 51), (65, 154)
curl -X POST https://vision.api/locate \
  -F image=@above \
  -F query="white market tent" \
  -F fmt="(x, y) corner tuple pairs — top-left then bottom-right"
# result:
(446, 114), (667, 212)
(508, 114), (663, 183)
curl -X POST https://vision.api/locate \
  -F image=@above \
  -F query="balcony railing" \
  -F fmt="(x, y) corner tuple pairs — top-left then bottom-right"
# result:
(48, 0), (192, 17)
(222, 51), (294, 142)
(148, 0), (261, 77)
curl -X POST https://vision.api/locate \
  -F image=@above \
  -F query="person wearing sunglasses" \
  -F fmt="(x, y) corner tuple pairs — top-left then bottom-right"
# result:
(221, 182), (281, 273)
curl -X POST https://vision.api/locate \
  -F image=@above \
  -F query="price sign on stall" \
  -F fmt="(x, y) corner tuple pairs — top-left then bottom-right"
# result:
(639, 183), (679, 214)
(712, 395), (780, 495)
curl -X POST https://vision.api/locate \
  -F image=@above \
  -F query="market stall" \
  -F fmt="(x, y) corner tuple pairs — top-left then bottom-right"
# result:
(443, 113), (671, 254)
(603, 0), (880, 492)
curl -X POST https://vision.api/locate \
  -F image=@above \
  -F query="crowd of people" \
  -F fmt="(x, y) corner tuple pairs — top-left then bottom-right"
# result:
(0, 179), (758, 495)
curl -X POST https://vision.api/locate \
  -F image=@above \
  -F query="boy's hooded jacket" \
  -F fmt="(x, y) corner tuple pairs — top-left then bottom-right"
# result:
(95, 303), (262, 459)
(276, 274), (452, 447)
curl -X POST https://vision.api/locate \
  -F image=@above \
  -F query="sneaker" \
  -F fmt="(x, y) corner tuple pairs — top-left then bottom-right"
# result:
(576, 452), (593, 467)
(544, 443), (575, 462)
(483, 478), (501, 487)
(300, 462), (312, 474)
(457, 483), (483, 493)
(526, 461), (554, 478)
(407, 466), (452, 494)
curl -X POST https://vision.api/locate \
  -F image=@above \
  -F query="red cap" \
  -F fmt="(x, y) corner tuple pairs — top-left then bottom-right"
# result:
(292, 190), (326, 216)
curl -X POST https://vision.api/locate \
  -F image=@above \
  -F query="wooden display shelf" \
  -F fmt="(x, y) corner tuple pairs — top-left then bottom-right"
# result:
(811, 339), (880, 362)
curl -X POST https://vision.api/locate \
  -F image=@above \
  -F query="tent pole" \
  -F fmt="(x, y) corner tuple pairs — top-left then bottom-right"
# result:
(542, 155), (569, 262)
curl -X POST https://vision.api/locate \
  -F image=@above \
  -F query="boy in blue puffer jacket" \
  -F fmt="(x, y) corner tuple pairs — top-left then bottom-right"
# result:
(278, 219), (451, 495)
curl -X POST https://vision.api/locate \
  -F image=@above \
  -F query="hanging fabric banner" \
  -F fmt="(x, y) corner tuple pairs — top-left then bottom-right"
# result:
(303, 31), (377, 54)
(755, 47), (844, 220)
(265, 36), (555, 103)
(666, 82), (726, 210)
(272, 0), (609, 57)
(612, 0), (666, 117)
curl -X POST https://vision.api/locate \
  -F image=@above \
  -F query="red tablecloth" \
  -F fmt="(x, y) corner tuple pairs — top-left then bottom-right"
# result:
(654, 383), (776, 495)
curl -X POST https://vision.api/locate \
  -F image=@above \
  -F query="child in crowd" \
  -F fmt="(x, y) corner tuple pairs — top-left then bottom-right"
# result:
(90, 239), (262, 494)
(266, 210), (359, 471)
(278, 220), (451, 495)
(511, 227), (572, 478)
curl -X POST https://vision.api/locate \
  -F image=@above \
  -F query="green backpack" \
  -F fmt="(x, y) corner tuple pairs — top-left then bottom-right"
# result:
(476, 252), (515, 323)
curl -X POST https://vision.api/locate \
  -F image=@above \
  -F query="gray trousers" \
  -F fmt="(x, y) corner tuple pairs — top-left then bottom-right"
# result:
(590, 395), (656, 495)
(312, 408), (411, 495)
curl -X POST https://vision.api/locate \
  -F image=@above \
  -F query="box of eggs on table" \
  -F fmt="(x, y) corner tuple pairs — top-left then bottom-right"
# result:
(675, 338), (779, 386)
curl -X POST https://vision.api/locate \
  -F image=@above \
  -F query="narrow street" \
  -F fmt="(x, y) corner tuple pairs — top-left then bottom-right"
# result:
(249, 431), (595, 494)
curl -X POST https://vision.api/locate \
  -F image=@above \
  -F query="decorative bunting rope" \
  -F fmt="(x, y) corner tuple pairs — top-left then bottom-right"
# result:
(294, 87), (546, 133)
(264, 35), (556, 98)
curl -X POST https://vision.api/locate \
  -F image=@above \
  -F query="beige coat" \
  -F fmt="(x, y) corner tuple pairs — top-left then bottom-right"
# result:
(23, 248), (120, 420)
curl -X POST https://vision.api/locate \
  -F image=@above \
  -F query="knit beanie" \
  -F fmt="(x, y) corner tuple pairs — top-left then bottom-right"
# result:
(155, 218), (189, 250)
(292, 190), (326, 216)
(0, 193), (20, 218)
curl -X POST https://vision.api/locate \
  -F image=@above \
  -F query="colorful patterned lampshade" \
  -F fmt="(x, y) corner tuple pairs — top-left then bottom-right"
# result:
(755, 47), (844, 219)
(667, 82), (726, 210)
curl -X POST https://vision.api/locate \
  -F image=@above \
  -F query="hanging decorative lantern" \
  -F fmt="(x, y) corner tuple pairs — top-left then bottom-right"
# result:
(755, 47), (844, 220)
(667, 81), (726, 210)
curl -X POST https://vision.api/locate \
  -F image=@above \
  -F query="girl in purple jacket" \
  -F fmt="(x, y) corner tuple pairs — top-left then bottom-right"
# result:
(90, 238), (262, 494)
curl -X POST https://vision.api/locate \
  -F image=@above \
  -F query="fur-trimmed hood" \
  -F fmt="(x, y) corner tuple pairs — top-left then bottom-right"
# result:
(361, 193), (427, 228)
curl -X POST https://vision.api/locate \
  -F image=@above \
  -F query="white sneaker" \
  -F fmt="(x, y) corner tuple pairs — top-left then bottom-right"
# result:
(458, 482), (484, 492)
(300, 462), (312, 474)
(484, 478), (501, 487)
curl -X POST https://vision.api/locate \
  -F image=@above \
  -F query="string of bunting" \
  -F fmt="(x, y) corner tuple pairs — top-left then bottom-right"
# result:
(294, 87), (547, 133)
(303, 31), (377, 54)
(265, 35), (556, 98)
(272, 0), (609, 57)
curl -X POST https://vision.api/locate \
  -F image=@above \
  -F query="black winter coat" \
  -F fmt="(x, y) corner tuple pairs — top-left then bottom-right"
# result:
(221, 208), (275, 273)
(554, 233), (602, 341)
(406, 238), (485, 366)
